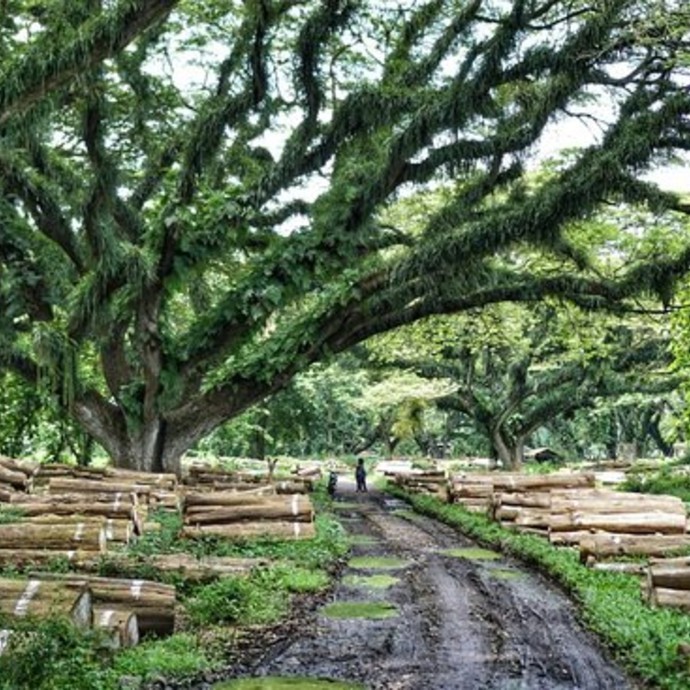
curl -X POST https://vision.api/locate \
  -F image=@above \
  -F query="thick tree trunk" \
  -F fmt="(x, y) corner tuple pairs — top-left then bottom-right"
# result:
(492, 428), (524, 470)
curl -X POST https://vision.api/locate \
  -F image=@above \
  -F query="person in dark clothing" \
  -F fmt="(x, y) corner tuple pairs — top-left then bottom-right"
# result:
(355, 457), (367, 492)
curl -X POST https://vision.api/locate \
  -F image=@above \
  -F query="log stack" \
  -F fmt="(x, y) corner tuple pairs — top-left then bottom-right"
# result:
(450, 471), (596, 524)
(642, 556), (690, 612)
(0, 456), (35, 493)
(31, 572), (176, 636)
(392, 470), (448, 501)
(181, 491), (316, 541)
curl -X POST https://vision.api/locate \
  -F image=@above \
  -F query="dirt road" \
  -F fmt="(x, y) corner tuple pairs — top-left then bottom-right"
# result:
(213, 480), (635, 690)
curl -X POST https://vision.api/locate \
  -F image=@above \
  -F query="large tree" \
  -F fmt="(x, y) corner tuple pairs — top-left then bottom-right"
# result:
(1, 0), (689, 473)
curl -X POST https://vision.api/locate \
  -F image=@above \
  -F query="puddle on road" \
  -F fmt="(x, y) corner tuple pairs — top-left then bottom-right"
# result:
(342, 573), (399, 589)
(440, 547), (502, 561)
(321, 600), (399, 619)
(214, 677), (365, 689)
(348, 555), (408, 570)
(489, 568), (525, 581)
(347, 535), (379, 546)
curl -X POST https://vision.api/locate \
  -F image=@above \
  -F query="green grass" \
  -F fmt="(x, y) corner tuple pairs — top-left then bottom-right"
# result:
(439, 547), (502, 560)
(320, 601), (399, 620)
(389, 486), (690, 690)
(342, 573), (399, 589)
(348, 555), (408, 570)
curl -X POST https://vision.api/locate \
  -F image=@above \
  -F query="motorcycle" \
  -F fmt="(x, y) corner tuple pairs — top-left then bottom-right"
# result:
(327, 470), (338, 497)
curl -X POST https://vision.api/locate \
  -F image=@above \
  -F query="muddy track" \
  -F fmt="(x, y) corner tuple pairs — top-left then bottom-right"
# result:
(189, 481), (636, 690)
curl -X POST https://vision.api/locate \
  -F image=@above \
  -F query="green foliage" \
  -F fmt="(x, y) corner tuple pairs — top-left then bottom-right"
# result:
(621, 468), (690, 503)
(391, 487), (690, 689)
(109, 632), (219, 684)
(2, 1), (690, 472)
(0, 505), (24, 523)
(0, 616), (110, 690)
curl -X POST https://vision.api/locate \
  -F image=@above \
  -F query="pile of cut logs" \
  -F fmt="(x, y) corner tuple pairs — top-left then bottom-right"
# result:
(183, 463), (313, 494)
(0, 573), (176, 651)
(391, 469), (448, 500)
(642, 556), (690, 612)
(180, 489), (316, 541)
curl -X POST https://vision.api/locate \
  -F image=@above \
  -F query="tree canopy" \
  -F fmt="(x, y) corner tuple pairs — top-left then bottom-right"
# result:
(1, 0), (689, 472)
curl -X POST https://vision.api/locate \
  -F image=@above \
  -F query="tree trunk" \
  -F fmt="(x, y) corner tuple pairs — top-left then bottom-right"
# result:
(491, 428), (523, 470)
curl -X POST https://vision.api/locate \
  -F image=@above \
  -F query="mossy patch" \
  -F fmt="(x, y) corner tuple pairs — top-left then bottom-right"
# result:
(440, 547), (502, 561)
(321, 601), (399, 620)
(489, 568), (524, 581)
(347, 535), (379, 546)
(214, 678), (365, 689)
(342, 574), (399, 589)
(348, 555), (408, 570)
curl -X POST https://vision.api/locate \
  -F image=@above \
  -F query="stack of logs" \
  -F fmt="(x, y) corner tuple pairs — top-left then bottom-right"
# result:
(0, 573), (176, 651)
(391, 469), (448, 500)
(642, 557), (690, 612)
(181, 488), (316, 541)
(183, 463), (312, 494)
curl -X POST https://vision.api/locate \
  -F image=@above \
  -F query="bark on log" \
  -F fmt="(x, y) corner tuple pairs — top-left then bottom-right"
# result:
(184, 495), (313, 525)
(513, 508), (553, 528)
(549, 530), (599, 546)
(0, 523), (106, 552)
(0, 578), (91, 628)
(48, 478), (152, 498)
(647, 586), (690, 611)
(0, 456), (38, 477)
(6, 499), (136, 522)
(579, 533), (690, 562)
(30, 573), (176, 636)
(589, 562), (647, 576)
(550, 511), (687, 535)
(0, 548), (102, 570)
(550, 494), (685, 515)
(451, 472), (595, 491)
(647, 558), (690, 590)
(494, 492), (553, 508)
(104, 469), (177, 490)
(450, 484), (495, 499)
(20, 516), (133, 544)
(93, 606), (139, 648)
(86, 553), (266, 582)
(181, 521), (316, 541)
(0, 464), (29, 490)
(183, 488), (279, 509)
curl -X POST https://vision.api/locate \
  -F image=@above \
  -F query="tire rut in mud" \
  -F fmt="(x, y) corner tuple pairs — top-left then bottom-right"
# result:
(211, 483), (636, 690)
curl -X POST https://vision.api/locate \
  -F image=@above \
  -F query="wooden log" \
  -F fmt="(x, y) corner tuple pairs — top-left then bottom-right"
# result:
(0, 456), (38, 477)
(183, 488), (279, 509)
(181, 520), (316, 541)
(590, 562), (647, 576)
(91, 553), (266, 582)
(549, 530), (598, 546)
(48, 478), (152, 498)
(647, 558), (690, 590)
(184, 495), (313, 525)
(0, 487), (15, 502)
(550, 511), (687, 535)
(0, 523), (106, 552)
(93, 606), (139, 648)
(0, 548), (102, 570)
(450, 483), (495, 499)
(579, 533), (690, 562)
(451, 472), (595, 491)
(20, 516), (133, 544)
(0, 578), (92, 628)
(512, 508), (553, 528)
(494, 492), (552, 508)
(31, 573), (176, 636)
(104, 469), (177, 490)
(0, 464), (29, 490)
(551, 494), (685, 515)
(647, 586), (690, 611)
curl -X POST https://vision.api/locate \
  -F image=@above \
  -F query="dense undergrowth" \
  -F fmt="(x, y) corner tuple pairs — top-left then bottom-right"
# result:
(0, 489), (349, 690)
(389, 486), (690, 690)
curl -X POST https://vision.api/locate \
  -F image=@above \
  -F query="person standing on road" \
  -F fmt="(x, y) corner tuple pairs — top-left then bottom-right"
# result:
(355, 457), (367, 492)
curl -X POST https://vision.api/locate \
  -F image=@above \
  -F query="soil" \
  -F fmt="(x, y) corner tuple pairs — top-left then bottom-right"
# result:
(179, 479), (637, 690)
